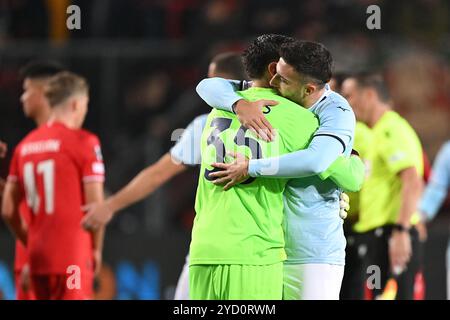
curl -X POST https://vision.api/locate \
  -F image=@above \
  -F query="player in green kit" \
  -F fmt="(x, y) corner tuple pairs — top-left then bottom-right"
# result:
(189, 35), (319, 300)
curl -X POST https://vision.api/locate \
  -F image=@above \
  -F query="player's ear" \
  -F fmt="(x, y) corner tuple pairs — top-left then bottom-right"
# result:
(304, 83), (316, 96)
(367, 88), (378, 101)
(268, 62), (277, 77)
(69, 97), (78, 112)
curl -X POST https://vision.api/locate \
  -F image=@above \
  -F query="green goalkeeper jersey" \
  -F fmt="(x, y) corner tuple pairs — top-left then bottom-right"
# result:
(190, 87), (319, 266)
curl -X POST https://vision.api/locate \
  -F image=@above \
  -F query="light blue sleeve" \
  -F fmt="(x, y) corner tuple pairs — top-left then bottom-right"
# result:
(248, 92), (356, 178)
(249, 135), (343, 178)
(419, 141), (450, 221)
(309, 94), (356, 156)
(195, 78), (246, 112)
(170, 114), (208, 166)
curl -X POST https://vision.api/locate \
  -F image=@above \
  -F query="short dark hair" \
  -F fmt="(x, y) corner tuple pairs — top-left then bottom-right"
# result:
(242, 34), (295, 79)
(280, 40), (332, 85)
(211, 52), (247, 80)
(45, 71), (89, 107)
(20, 60), (66, 80)
(352, 72), (390, 102)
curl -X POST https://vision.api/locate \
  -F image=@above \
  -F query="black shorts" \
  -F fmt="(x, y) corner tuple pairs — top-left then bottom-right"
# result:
(340, 225), (368, 300)
(362, 224), (421, 300)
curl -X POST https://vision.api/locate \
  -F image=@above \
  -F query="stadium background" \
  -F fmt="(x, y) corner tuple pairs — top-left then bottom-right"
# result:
(0, 0), (449, 299)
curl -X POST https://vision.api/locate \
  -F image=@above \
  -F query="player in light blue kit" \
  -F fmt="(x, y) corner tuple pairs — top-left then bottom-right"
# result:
(419, 141), (450, 299)
(196, 39), (356, 299)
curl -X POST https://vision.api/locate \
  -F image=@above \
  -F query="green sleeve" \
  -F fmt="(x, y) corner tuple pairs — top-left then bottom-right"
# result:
(318, 155), (365, 192)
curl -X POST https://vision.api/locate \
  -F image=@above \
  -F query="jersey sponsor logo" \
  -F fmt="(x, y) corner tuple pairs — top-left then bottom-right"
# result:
(92, 162), (105, 174)
(21, 139), (61, 156)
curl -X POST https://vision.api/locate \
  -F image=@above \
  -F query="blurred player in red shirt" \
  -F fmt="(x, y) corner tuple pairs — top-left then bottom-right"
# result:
(0, 140), (7, 201)
(2, 72), (105, 300)
(11, 61), (66, 300)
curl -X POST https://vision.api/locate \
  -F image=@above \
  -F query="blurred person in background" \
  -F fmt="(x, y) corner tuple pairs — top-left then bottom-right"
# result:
(0, 140), (7, 206)
(81, 52), (248, 300)
(20, 61), (66, 127)
(207, 52), (248, 79)
(329, 73), (374, 300)
(2, 72), (105, 300)
(340, 121), (374, 299)
(336, 71), (430, 300)
(341, 72), (424, 300)
(8, 61), (66, 300)
(341, 128), (430, 300)
(0, 131), (8, 287)
(328, 72), (349, 93)
(0, 141), (8, 158)
(419, 141), (450, 299)
(123, 69), (175, 138)
(149, 52), (248, 140)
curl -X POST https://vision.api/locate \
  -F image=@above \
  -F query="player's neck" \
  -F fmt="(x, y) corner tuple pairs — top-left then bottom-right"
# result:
(304, 86), (326, 108)
(251, 79), (270, 88)
(49, 113), (78, 129)
(368, 103), (390, 128)
(34, 109), (51, 127)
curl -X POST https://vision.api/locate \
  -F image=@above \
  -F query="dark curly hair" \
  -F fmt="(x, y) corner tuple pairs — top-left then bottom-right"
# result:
(280, 40), (333, 86)
(242, 34), (295, 79)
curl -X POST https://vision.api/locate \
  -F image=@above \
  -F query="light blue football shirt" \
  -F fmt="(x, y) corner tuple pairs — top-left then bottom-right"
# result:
(279, 86), (354, 265)
(419, 141), (450, 220)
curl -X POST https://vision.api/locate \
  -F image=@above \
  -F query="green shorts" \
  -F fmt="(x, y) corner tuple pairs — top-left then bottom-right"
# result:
(189, 263), (283, 300)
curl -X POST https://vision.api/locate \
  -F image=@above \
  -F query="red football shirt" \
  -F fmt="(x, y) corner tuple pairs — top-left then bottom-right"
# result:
(14, 200), (31, 272)
(8, 122), (105, 275)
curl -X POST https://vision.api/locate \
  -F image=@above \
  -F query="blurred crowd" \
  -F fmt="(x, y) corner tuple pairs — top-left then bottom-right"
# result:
(1, 0), (449, 43)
